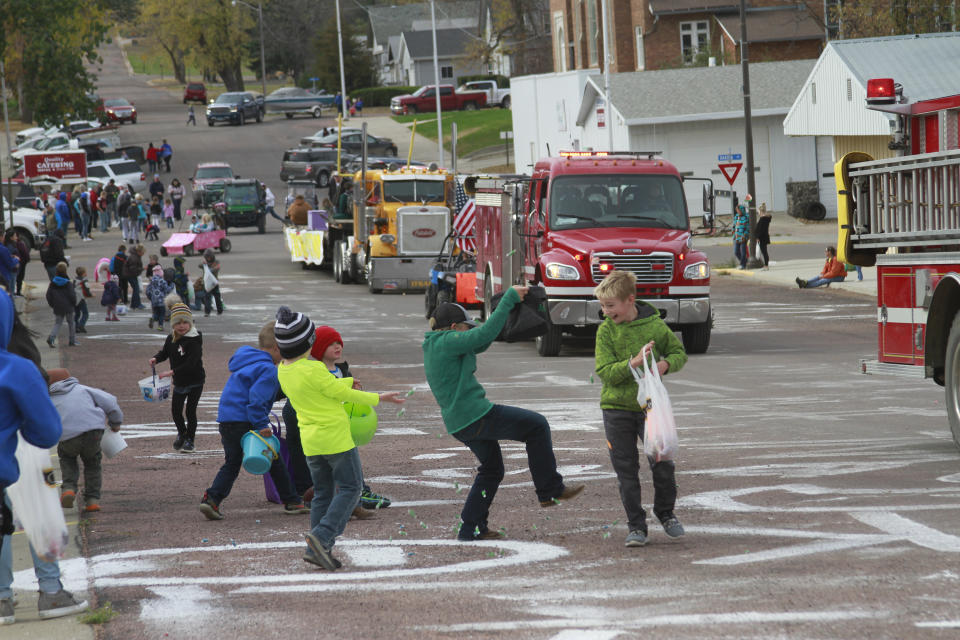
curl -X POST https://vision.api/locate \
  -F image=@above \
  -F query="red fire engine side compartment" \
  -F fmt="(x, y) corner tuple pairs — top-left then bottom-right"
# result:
(471, 153), (712, 357)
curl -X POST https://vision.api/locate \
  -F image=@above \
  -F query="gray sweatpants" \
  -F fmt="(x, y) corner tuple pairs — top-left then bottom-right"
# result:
(602, 408), (677, 533)
(58, 429), (104, 502)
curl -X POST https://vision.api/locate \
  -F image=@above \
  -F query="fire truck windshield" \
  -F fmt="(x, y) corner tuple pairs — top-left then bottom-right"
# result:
(549, 175), (687, 230)
(383, 179), (446, 204)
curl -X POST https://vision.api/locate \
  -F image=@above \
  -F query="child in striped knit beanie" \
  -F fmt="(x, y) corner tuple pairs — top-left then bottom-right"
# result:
(274, 306), (406, 571)
(149, 294), (206, 453)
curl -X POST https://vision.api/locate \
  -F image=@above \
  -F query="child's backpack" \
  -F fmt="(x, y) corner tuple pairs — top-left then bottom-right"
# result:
(38, 237), (55, 263)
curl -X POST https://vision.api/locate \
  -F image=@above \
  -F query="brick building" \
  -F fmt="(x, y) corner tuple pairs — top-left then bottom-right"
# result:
(549, 0), (826, 73)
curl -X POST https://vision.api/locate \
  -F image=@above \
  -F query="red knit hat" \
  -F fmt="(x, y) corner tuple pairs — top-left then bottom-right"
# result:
(310, 325), (343, 360)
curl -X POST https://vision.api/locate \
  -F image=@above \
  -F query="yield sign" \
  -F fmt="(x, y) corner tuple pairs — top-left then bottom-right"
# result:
(718, 163), (743, 186)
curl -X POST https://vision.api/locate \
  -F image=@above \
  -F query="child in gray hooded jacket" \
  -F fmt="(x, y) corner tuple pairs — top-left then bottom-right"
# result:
(47, 368), (123, 512)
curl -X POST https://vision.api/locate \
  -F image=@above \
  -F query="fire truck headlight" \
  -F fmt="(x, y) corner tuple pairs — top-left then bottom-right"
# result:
(545, 262), (580, 280)
(683, 261), (710, 280)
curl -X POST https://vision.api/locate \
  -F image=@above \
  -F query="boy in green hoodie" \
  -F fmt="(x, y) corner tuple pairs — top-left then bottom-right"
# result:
(594, 270), (688, 548)
(423, 288), (584, 542)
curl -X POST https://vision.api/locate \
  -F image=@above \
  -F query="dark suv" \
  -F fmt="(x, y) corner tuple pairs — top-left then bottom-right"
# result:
(206, 92), (264, 126)
(183, 83), (207, 104)
(279, 148), (352, 187)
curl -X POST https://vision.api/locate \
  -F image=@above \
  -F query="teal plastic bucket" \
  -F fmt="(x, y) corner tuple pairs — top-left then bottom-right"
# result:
(344, 403), (378, 446)
(241, 431), (279, 475)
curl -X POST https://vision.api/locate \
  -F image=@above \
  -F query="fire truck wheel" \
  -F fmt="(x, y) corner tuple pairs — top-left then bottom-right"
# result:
(535, 323), (562, 357)
(944, 314), (960, 449)
(680, 316), (712, 354)
(334, 242), (352, 284)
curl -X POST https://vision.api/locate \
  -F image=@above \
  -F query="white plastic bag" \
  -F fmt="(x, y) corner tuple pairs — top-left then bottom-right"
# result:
(6, 434), (68, 561)
(202, 264), (219, 292)
(630, 347), (679, 462)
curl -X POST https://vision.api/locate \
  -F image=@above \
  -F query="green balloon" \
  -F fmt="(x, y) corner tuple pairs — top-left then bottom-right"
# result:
(344, 402), (378, 446)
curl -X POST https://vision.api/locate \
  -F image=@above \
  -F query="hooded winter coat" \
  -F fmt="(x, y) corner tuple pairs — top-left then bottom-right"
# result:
(0, 293), (62, 486)
(217, 346), (280, 430)
(146, 274), (173, 308)
(46, 275), (77, 315)
(48, 377), (123, 441)
(55, 193), (70, 229)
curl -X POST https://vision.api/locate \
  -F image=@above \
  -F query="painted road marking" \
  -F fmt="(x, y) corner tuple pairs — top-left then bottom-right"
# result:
(683, 483), (960, 513)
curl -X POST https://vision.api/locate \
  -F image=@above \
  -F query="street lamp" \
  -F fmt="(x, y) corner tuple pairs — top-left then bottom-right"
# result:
(232, 0), (267, 97)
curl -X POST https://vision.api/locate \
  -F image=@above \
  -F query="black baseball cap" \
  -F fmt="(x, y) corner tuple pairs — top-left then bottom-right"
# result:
(432, 303), (476, 329)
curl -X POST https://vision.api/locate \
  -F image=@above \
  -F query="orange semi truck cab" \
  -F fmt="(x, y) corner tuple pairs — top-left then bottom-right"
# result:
(472, 151), (713, 357)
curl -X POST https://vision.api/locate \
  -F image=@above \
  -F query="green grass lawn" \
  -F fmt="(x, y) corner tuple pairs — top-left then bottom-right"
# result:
(123, 38), (256, 83)
(392, 109), (513, 157)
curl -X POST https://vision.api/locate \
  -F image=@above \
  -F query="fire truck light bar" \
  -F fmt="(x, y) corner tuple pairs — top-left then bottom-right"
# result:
(866, 78), (897, 105)
(559, 150), (662, 159)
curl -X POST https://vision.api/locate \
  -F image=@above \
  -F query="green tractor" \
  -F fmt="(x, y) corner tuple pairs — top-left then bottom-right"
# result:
(220, 179), (267, 233)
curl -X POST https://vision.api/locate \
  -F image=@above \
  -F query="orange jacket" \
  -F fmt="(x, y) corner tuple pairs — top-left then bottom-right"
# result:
(821, 257), (846, 280)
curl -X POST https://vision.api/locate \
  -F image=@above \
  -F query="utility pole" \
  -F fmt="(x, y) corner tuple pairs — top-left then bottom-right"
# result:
(335, 0), (349, 122)
(430, 0), (444, 167)
(600, 0), (613, 151)
(739, 0), (759, 266)
(257, 2), (266, 98)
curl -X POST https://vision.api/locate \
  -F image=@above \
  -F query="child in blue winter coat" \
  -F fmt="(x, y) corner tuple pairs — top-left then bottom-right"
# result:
(145, 265), (173, 331)
(199, 321), (307, 520)
(47, 368), (123, 512)
(100, 274), (121, 322)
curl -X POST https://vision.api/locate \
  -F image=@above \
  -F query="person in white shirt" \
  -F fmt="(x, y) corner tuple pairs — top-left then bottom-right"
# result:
(264, 186), (289, 226)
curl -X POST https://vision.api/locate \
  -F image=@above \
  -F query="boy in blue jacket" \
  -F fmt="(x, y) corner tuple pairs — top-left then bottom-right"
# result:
(199, 321), (308, 520)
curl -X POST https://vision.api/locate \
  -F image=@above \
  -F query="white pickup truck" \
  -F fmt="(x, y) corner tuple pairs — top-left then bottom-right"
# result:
(460, 80), (511, 109)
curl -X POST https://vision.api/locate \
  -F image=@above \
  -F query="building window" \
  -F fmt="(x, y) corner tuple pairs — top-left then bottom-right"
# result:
(846, 78), (852, 101)
(680, 20), (709, 63)
(635, 27), (645, 70)
(441, 66), (453, 79)
(573, 0), (583, 66)
(554, 12), (567, 72)
(811, 82), (817, 104)
(586, 0), (598, 66)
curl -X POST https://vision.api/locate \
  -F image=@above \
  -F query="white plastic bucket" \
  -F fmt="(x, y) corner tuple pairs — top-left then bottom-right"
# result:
(138, 374), (170, 402)
(101, 429), (127, 458)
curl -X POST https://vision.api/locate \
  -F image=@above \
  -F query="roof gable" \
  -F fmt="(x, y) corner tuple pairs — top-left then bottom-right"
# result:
(368, 1), (480, 46)
(577, 59), (816, 126)
(401, 28), (473, 59)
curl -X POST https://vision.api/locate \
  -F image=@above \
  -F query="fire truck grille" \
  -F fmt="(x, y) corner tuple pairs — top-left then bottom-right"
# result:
(591, 254), (674, 284)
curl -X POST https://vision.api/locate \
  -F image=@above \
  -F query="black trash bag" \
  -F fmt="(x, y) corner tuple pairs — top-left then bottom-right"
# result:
(490, 286), (549, 342)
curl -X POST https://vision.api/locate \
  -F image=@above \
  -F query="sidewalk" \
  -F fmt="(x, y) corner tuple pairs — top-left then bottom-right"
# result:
(6, 289), (93, 639)
(716, 257), (877, 298)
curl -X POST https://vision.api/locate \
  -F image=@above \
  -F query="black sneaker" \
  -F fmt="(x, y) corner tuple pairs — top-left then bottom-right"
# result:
(304, 533), (339, 570)
(303, 548), (341, 569)
(173, 436), (184, 451)
(660, 515), (685, 538)
(199, 493), (224, 520)
(283, 502), (310, 514)
(359, 488), (391, 509)
(182, 440), (195, 453)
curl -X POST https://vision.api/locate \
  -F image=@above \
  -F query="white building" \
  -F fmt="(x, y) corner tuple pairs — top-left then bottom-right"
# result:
(783, 32), (960, 218)
(512, 60), (817, 214)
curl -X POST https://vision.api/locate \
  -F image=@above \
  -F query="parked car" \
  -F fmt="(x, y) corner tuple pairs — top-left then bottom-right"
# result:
(308, 131), (398, 157)
(206, 92), (264, 126)
(299, 127), (363, 147)
(62, 120), (108, 135)
(264, 87), (335, 119)
(280, 148), (352, 187)
(389, 84), (487, 115)
(2, 197), (46, 249)
(11, 133), (76, 165)
(86, 158), (147, 194)
(190, 162), (235, 206)
(103, 98), (137, 124)
(15, 126), (59, 146)
(183, 82), (207, 104)
(460, 80), (511, 109)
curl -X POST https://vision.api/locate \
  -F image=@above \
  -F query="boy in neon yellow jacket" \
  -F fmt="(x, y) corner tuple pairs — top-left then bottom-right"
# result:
(274, 306), (405, 571)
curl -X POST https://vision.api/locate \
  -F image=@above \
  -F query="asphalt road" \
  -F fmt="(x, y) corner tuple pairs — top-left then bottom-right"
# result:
(13, 44), (960, 639)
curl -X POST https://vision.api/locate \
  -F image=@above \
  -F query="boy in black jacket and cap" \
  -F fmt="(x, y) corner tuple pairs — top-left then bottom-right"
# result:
(46, 262), (77, 347)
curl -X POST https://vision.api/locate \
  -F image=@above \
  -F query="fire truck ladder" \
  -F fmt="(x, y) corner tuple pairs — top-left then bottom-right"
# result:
(846, 149), (960, 252)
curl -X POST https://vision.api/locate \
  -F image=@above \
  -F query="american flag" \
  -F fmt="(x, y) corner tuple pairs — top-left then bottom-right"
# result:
(453, 179), (477, 253)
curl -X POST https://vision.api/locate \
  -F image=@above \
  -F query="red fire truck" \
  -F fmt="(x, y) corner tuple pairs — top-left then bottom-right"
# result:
(836, 77), (960, 448)
(470, 151), (713, 356)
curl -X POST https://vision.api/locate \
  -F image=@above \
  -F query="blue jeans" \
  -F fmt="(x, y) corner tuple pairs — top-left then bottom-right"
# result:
(805, 275), (845, 288)
(129, 276), (143, 308)
(306, 448), (362, 549)
(734, 241), (748, 268)
(0, 493), (61, 599)
(74, 300), (88, 329)
(452, 404), (564, 539)
(206, 422), (300, 506)
(151, 305), (165, 328)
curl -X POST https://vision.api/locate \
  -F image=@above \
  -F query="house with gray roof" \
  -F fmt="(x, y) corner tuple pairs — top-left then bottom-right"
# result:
(783, 32), (960, 218)
(512, 59), (817, 213)
(393, 28), (485, 86)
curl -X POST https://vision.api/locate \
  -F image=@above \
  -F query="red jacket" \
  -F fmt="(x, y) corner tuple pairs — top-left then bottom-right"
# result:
(146, 147), (159, 161)
(821, 258), (846, 280)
